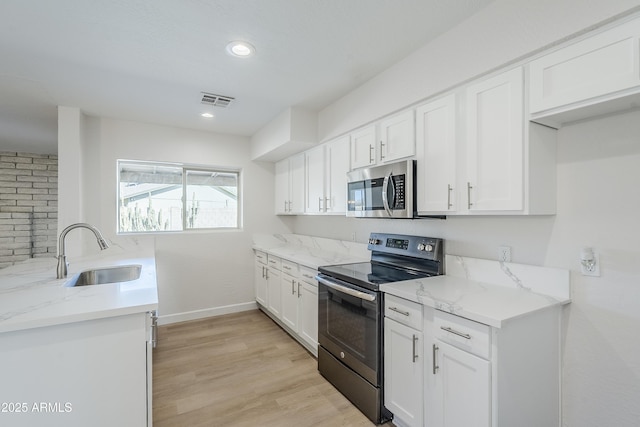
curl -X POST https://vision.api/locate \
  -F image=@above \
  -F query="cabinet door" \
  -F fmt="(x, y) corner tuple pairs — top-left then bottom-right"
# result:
(254, 261), (267, 306)
(289, 153), (305, 214)
(266, 267), (282, 318)
(305, 145), (326, 214)
(430, 340), (491, 427)
(379, 110), (415, 163)
(274, 159), (290, 214)
(281, 273), (299, 331)
(350, 125), (377, 169)
(325, 136), (350, 213)
(530, 16), (640, 114)
(384, 319), (423, 427)
(466, 67), (524, 211)
(298, 281), (318, 350)
(416, 95), (457, 214)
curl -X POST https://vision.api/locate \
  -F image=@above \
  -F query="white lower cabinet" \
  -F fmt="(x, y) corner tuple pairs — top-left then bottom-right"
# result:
(429, 341), (491, 427)
(298, 268), (319, 351)
(384, 295), (423, 427)
(266, 256), (282, 319)
(421, 306), (562, 427)
(281, 260), (299, 330)
(254, 251), (268, 306)
(254, 251), (318, 356)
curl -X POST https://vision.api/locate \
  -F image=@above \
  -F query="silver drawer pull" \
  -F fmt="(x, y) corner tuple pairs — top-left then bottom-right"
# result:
(389, 306), (410, 316)
(441, 326), (471, 339)
(283, 265), (291, 270)
(303, 274), (314, 279)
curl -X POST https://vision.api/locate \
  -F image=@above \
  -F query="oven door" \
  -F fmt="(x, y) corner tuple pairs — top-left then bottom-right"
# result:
(317, 274), (381, 386)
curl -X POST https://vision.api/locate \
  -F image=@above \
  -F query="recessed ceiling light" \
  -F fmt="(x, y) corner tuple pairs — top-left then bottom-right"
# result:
(226, 41), (255, 58)
(201, 112), (214, 118)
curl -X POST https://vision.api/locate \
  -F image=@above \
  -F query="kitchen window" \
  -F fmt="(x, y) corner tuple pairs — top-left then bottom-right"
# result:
(118, 160), (240, 233)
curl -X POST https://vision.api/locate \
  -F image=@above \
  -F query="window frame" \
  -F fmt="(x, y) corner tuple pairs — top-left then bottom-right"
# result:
(117, 159), (242, 234)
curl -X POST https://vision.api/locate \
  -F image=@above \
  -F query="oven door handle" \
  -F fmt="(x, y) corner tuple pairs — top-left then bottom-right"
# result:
(381, 171), (395, 217)
(315, 275), (377, 302)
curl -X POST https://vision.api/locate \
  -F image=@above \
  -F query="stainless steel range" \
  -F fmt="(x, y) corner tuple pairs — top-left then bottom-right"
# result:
(316, 232), (444, 424)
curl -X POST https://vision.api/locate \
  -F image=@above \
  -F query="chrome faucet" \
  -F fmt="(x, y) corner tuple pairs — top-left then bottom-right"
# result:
(56, 223), (110, 279)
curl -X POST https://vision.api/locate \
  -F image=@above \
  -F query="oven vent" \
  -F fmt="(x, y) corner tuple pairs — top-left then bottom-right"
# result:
(200, 92), (235, 108)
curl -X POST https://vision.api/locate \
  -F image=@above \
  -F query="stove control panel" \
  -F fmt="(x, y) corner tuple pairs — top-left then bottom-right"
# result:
(386, 238), (409, 250)
(367, 232), (444, 264)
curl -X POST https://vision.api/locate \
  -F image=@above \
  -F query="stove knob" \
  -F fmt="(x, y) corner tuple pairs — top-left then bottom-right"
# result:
(417, 243), (426, 251)
(369, 238), (380, 245)
(424, 244), (434, 252)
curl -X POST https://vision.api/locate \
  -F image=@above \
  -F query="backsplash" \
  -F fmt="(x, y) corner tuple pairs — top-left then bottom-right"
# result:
(0, 152), (58, 268)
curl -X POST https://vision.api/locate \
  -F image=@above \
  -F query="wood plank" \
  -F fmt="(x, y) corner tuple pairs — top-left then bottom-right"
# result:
(153, 309), (393, 426)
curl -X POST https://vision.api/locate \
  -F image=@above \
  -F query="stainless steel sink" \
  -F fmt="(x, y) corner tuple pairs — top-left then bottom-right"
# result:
(66, 264), (142, 286)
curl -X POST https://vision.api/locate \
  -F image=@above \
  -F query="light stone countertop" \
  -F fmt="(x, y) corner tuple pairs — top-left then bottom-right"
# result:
(381, 255), (571, 328)
(0, 250), (158, 334)
(252, 233), (370, 269)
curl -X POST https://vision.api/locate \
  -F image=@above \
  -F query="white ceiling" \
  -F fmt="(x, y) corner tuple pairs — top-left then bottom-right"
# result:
(0, 0), (494, 154)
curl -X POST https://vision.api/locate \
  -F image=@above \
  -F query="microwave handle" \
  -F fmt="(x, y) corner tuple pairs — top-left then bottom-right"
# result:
(381, 171), (395, 216)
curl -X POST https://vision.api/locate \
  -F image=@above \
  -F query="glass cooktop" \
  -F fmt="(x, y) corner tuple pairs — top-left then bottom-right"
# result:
(318, 262), (432, 291)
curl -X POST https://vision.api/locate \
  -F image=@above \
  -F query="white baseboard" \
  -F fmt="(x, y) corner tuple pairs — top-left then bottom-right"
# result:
(157, 301), (258, 325)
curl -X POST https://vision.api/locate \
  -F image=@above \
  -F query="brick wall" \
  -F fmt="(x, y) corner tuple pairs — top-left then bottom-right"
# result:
(0, 152), (58, 269)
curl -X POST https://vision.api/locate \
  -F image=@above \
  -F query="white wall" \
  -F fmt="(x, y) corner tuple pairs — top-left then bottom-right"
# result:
(295, 1), (640, 426)
(61, 117), (293, 322)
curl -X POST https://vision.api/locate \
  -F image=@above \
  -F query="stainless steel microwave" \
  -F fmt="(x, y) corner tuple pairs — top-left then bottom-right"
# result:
(346, 160), (415, 218)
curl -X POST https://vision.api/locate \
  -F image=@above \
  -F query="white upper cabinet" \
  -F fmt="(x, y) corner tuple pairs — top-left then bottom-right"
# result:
(466, 67), (524, 212)
(274, 154), (304, 214)
(325, 136), (350, 213)
(350, 125), (377, 169)
(305, 145), (326, 214)
(416, 94), (457, 214)
(416, 67), (556, 216)
(379, 110), (416, 163)
(350, 110), (416, 170)
(529, 15), (640, 127)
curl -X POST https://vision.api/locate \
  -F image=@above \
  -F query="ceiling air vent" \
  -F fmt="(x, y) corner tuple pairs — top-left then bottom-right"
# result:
(201, 92), (235, 108)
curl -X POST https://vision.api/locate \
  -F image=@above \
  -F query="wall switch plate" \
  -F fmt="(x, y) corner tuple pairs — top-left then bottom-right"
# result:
(498, 246), (512, 262)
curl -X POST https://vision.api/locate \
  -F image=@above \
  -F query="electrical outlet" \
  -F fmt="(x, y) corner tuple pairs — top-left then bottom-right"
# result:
(498, 246), (511, 262)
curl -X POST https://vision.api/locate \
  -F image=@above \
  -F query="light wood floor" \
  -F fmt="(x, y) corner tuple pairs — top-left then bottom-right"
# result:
(153, 309), (393, 427)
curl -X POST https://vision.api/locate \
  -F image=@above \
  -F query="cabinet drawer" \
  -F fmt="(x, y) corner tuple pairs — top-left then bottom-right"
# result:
(281, 259), (298, 276)
(254, 250), (267, 265)
(267, 255), (281, 270)
(385, 295), (423, 331)
(434, 310), (491, 360)
(299, 266), (318, 285)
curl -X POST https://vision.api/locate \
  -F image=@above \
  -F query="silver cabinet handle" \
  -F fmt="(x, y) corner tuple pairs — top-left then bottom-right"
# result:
(380, 140), (385, 160)
(297, 282), (302, 298)
(261, 266), (266, 279)
(291, 279), (295, 295)
(325, 197), (331, 211)
(467, 182), (473, 209)
(447, 184), (453, 209)
(369, 144), (374, 163)
(412, 335), (418, 363)
(318, 197), (322, 211)
(265, 268), (269, 280)
(303, 273), (315, 280)
(283, 265), (291, 270)
(389, 306), (410, 316)
(433, 344), (439, 374)
(441, 326), (471, 339)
